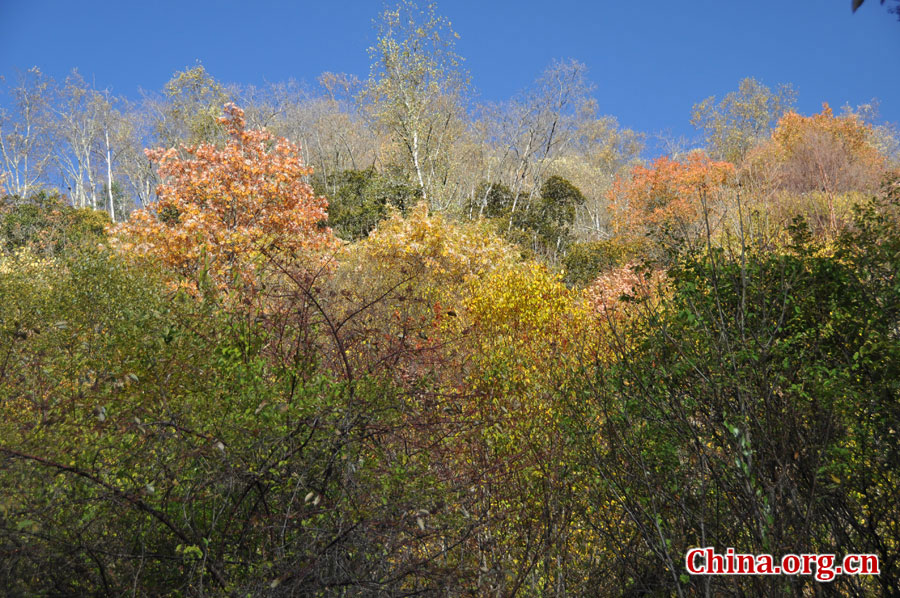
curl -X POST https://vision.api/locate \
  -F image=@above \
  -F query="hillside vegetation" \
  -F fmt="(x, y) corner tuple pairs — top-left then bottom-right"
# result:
(2, 2), (899, 596)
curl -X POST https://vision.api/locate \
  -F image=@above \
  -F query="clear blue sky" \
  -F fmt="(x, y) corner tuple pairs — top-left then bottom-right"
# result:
(1, 0), (898, 150)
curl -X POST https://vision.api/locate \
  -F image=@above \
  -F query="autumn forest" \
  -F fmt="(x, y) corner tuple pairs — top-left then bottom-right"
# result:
(1, 2), (900, 596)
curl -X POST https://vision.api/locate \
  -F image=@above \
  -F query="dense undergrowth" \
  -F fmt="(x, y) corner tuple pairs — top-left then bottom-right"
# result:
(1, 98), (899, 597)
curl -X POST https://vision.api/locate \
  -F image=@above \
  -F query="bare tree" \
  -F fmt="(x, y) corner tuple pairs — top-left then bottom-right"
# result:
(466, 60), (595, 228)
(52, 71), (105, 209)
(547, 109), (643, 239)
(116, 98), (160, 209)
(0, 68), (56, 199)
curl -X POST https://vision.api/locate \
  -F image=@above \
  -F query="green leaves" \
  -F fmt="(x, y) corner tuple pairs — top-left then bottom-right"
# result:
(4, 157), (899, 596)
(319, 168), (421, 240)
(564, 193), (900, 594)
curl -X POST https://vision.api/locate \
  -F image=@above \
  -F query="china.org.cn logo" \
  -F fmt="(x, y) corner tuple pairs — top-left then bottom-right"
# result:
(685, 547), (880, 582)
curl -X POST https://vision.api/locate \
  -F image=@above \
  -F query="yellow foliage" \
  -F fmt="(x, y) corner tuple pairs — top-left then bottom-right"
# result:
(464, 262), (597, 422)
(352, 201), (519, 286)
(0, 247), (57, 277)
(324, 201), (519, 383)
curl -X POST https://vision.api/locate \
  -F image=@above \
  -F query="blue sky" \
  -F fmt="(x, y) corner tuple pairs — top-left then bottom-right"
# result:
(1, 0), (898, 150)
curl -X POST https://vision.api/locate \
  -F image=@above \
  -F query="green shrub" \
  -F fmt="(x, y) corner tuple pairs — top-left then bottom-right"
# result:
(1, 191), (110, 256)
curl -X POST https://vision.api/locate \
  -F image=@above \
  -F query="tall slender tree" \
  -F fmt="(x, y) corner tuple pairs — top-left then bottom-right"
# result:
(361, 1), (469, 205)
(0, 68), (56, 199)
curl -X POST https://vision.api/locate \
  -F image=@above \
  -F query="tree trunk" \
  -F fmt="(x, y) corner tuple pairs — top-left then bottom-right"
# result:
(105, 128), (115, 222)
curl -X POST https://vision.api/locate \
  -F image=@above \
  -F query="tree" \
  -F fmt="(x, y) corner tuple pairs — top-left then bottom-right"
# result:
(510, 175), (587, 258)
(691, 77), (796, 164)
(608, 151), (735, 248)
(51, 71), (131, 221)
(361, 1), (469, 204)
(742, 103), (889, 232)
(116, 103), (335, 291)
(1, 190), (109, 256)
(767, 104), (886, 194)
(562, 239), (636, 286)
(569, 195), (900, 595)
(152, 63), (229, 147)
(321, 167), (421, 240)
(468, 181), (518, 219)
(116, 98), (161, 209)
(851, 101), (900, 165)
(852, 0), (900, 21)
(234, 76), (381, 198)
(468, 176), (589, 260)
(52, 71), (103, 210)
(547, 112), (644, 238)
(98, 180), (130, 223)
(0, 68), (56, 198)
(476, 60), (594, 209)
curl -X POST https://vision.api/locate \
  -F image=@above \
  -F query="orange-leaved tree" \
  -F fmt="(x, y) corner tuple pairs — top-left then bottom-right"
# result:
(764, 103), (886, 195)
(741, 103), (889, 234)
(608, 152), (735, 245)
(116, 103), (335, 291)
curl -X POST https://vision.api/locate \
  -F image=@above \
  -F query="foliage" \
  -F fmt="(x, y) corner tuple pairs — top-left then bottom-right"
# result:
(566, 194), (900, 595)
(470, 176), (588, 260)
(583, 262), (665, 320)
(354, 200), (518, 286)
(691, 77), (796, 164)
(0, 241), (488, 596)
(468, 181), (517, 219)
(4, 11), (900, 595)
(459, 262), (601, 594)
(509, 175), (586, 256)
(159, 63), (229, 146)
(1, 190), (109, 256)
(115, 103), (335, 292)
(745, 103), (887, 196)
(328, 201), (519, 384)
(317, 167), (421, 240)
(3, 157), (900, 598)
(609, 151), (735, 251)
(561, 238), (640, 286)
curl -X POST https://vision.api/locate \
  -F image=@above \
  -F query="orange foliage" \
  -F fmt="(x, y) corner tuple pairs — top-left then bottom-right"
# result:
(609, 152), (735, 239)
(745, 103), (886, 195)
(584, 264), (664, 321)
(115, 103), (335, 291)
